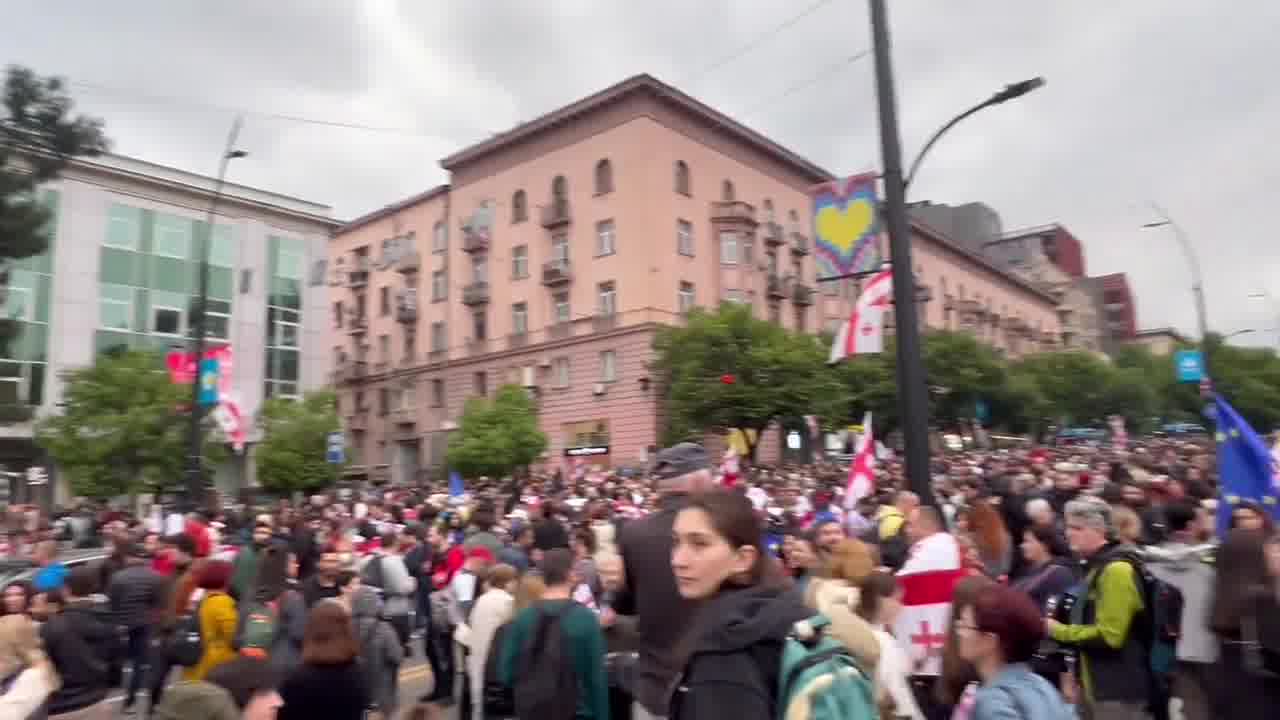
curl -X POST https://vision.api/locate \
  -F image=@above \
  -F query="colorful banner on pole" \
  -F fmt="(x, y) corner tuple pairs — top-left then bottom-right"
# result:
(166, 345), (246, 453)
(812, 172), (883, 280)
(828, 267), (894, 362)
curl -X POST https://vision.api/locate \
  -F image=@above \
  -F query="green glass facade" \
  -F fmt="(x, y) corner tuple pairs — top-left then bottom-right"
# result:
(96, 203), (235, 356)
(0, 190), (59, 409)
(264, 235), (304, 399)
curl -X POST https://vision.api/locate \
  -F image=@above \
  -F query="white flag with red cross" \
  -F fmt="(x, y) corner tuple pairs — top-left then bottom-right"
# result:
(894, 532), (967, 676)
(843, 411), (876, 509)
(828, 267), (894, 363)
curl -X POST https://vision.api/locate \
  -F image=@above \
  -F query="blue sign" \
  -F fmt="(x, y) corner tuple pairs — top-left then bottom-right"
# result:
(1175, 350), (1205, 383)
(197, 358), (220, 406)
(975, 399), (990, 424)
(326, 432), (345, 464)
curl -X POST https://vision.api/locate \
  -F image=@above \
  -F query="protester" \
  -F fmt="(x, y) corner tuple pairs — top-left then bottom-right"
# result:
(108, 541), (167, 714)
(857, 570), (924, 720)
(41, 566), (116, 719)
(276, 602), (369, 720)
(185, 560), (239, 682)
(238, 545), (306, 672)
(468, 563), (517, 718)
(350, 585), (403, 720)
(0, 614), (60, 720)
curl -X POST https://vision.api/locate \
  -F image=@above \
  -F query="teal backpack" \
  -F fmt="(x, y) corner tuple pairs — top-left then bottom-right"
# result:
(778, 614), (878, 720)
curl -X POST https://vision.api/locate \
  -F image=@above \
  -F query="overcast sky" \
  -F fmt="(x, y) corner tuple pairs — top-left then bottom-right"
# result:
(7, 1), (1279, 346)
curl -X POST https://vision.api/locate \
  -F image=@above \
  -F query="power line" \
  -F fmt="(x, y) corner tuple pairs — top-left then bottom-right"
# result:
(681, 0), (838, 85)
(738, 50), (871, 119)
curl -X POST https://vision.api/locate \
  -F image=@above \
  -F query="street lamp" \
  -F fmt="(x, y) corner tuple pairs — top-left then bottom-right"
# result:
(1141, 205), (1207, 343)
(1225, 328), (1256, 341)
(1247, 292), (1280, 351)
(904, 77), (1046, 190)
(868, 0), (1044, 508)
(184, 116), (247, 512)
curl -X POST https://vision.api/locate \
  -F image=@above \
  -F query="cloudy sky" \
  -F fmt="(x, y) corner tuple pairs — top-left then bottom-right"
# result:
(6, 1), (1279, 345)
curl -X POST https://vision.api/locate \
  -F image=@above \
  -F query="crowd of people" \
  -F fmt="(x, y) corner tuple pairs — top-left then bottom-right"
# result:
(0, 433), (1276, 720)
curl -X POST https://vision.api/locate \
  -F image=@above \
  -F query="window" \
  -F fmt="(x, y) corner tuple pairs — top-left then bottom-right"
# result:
(553, 357), (570, 388)
(720, 232), (738, 265)
(3, 287), (31, 322)
(152, 306), (183, 336)
(721, 180), (735, 202)
(472, 256), (487, 283)
(99, 284), (133, 330)
(596, 220), (616, 256)
(378, 387), (389, 416)
(403, 326), (416, 360)
(726, 289), (745, 304)
(333, 301), (345, 328)
(431, 379), (445, 407)
(553, 292), (570, 324)
(512, 302), (528, 335)
(762, 199), (774, 222)
(432, 270), (447, 301)
(598, 281), (617, 316)
(378, 334), (391, 363)
(512, 190), (527, 223)
(600, 350), (617, 382)
(512, 245), (529, 279)
(678, 282), (695, 313)
(675, 161), (691, 195)
(431, 321), (446, 351)
(106, 204), (142, 249)
(677, 220), (694, 256)
(742, 234), (754, 265)
(380, 286), (390, 316)
(205, 299), (231, 341)
(552, 175), (568, 201)
(472, 310), (487, 341)
(154, 215), (191, 258)
(551, 234), (569, 263)
(433, 221), (447, 253)
(795, 308), (807, 332)
(473, 371), (488, 397)
(309, 259), (327, 287)
(594, 159), (614, 194)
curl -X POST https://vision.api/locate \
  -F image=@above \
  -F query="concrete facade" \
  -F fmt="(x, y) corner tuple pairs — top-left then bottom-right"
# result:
(329, 75), (1064, 477)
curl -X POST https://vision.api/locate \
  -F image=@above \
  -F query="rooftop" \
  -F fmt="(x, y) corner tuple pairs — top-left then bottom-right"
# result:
(335, 184), (451, 236)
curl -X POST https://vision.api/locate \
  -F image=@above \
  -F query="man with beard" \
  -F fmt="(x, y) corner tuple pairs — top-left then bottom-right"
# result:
(229, 522), (272, 602)
(301, 547), (342, 608)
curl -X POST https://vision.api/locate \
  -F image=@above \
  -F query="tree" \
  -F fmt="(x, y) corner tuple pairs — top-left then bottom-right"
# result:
(653, 303), (848, 460)
(1, 66), (109, 421)
(35, 350), (226, 498)
(446, 384), (548, 479)
(256, 390), (343, 494)
(921, 331), (1008, 426)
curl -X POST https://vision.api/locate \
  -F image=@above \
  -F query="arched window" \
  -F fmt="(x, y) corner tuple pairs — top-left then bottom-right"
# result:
(674, 161), (691, 195)
(552, 175), (568, 199)
(788, 209), (800, 231)
(594, 159), (613, 195)
(721, 180), (735, 202)
(511, 189), (527, 222)
(762, 198), (774, 221)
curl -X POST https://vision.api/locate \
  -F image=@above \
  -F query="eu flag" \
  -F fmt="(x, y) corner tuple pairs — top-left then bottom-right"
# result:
(1213, 394), (1280, 536)
(449, 470), (465, 498)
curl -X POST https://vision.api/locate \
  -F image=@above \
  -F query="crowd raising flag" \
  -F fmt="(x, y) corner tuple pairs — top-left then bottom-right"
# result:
(828, 267), (894, 363)
(844, 411), (876, 509)
(1212, 393), (1280, 535)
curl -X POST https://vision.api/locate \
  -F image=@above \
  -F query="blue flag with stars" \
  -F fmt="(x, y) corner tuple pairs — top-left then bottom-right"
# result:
(1213, 393), (1280, 536)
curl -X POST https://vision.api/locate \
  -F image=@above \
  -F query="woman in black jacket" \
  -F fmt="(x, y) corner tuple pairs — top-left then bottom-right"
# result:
(277, 602), (369, 720)
(668, 490), (812, 720)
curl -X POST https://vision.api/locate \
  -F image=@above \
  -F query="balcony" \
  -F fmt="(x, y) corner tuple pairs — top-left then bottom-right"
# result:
(763, 222), (784, 247)
(508, 332), (529, 350)
(428, 349), (448, 363)
(462, 281), (490, 306)
(467, 338), (490, 356)
(542, 260), (572, 286)
(957, 299), (982, 317)
(792, 283), (814, 306)
(345, 411), (368, 431)
(540, 200), (571, 228)
(767, 274), (786, 300)
(348, 256), (370, 287)
(395, 288), (418, 323)
(395, 251), (420, 274)
(592, 313), (618, 333)
(389, 407), (415, 425)
(462, 230), (490, 254)
(790, 232), (810, 255)
(347, 313), (368, 335)
(710, 201), (758, 226)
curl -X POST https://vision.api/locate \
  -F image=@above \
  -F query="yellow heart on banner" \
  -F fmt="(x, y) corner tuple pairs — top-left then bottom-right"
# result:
(816, 198), (875, 254)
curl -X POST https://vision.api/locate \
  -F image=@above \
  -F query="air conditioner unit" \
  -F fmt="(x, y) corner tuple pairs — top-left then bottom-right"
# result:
(593, 383), (606, 396)
(441, 420), (458, 431)
(538, 357), (552, 369)
(521, 366), (536, 387)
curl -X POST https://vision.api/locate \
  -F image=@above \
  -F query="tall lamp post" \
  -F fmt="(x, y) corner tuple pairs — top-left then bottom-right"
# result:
(1141, 205), (1208, 343)
(185, 117), (247, 511)
(868, 0), (1043, 507)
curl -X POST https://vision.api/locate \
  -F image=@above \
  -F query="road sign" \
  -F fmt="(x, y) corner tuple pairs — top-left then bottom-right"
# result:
(1175, 350), (1205, 383)
(326, 432), (345, 464)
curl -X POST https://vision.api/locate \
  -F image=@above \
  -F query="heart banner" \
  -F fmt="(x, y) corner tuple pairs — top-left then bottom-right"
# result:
(812, 172), (883, 279)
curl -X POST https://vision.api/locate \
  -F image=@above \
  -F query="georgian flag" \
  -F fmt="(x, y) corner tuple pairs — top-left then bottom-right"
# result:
(828, 267), (894, 363)
(894, 532), (967, 676)
(843, 411), (876, 509)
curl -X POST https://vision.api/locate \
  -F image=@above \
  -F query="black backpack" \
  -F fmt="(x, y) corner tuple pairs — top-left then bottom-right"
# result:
(513, 601), (579, 720)
(168, 597), (206, 667)
(483, 621), (516, 717)
(362, 555), (386, 589)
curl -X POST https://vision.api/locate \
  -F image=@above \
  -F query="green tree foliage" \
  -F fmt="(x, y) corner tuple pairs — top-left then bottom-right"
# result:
(446, 384), (548, 479)
(653, 303), (848, 459)
(35, 350), (226, 498)
(256, 390), (343, 494)
(1, 66), (109, 367)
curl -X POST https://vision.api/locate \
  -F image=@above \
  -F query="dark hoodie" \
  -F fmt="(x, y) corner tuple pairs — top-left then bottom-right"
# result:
(669, 584), (812, 720)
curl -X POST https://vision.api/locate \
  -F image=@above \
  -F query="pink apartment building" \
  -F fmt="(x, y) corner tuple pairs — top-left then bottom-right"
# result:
(327, 74), (1062, 484)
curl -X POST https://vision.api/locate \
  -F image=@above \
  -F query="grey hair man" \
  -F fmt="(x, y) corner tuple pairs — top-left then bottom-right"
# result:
(1047, 499), (1151, 720)
(604, 442), (713, 720)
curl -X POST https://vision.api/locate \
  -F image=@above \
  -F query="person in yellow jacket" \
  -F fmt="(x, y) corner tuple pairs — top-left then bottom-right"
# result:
(877, 491), (920, 540)
(184, 560), (240, 682)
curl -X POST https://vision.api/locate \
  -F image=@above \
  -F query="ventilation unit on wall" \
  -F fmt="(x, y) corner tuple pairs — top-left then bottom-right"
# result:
(592, 383), (606, 396)
(521, 366), (536, 388)
(538, 357), (552, 369)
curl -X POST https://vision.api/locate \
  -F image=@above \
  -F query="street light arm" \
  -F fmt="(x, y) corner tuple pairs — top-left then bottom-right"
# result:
(903, 101), (992, 191)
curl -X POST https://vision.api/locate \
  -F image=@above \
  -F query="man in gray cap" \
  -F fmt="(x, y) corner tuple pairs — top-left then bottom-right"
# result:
(604, 442), (716, 720)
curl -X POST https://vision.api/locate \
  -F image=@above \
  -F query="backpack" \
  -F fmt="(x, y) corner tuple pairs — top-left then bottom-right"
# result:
(362, 554), (386, 589)
(168, 598), (206, 667)
(778, 614), (877, 720)
(513, 602), (579, 720)
(483, 621), (516, 717)
(1090, 551), (1184, 698)
(238, 599), (280, 659)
